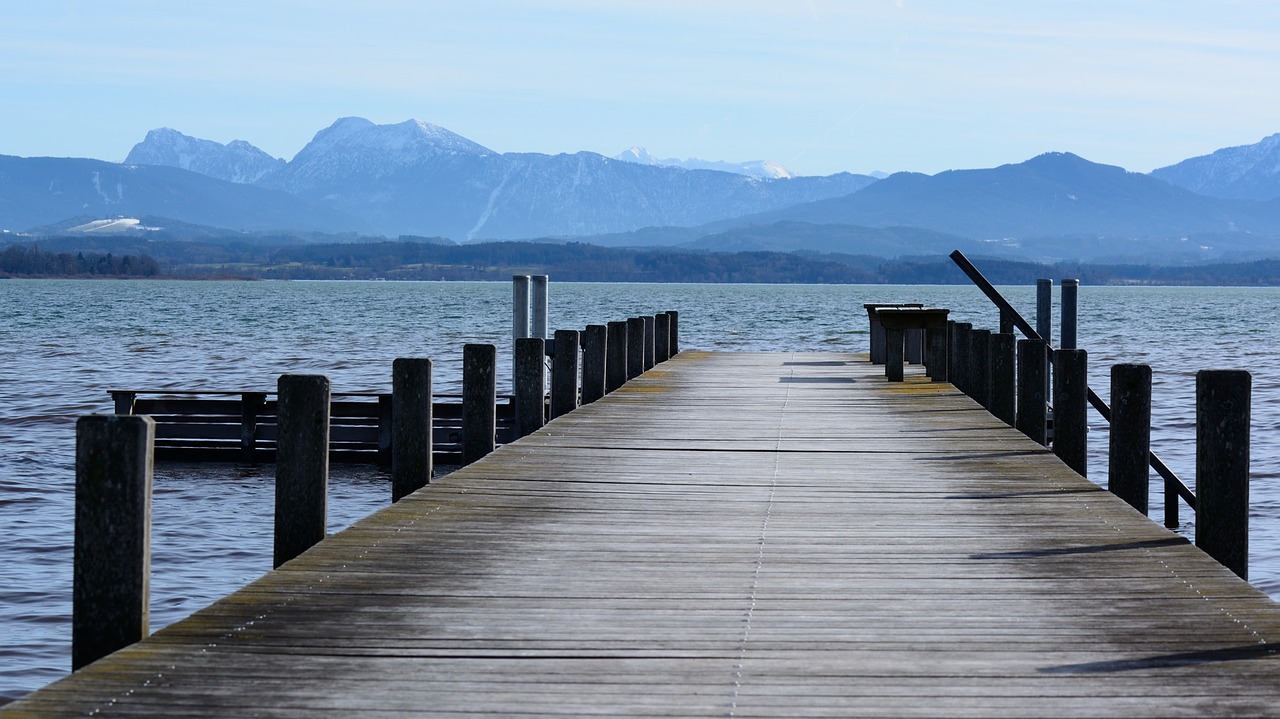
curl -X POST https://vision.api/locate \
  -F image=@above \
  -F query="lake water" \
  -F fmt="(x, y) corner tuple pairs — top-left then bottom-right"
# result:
(1, 279), (1278, 704)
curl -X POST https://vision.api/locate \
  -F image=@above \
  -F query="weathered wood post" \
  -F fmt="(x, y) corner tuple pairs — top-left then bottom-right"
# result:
(606, 321), (628, 391)
(1036, 279), (1053, 341)
(654, 313), (671, 363)
(73, 415), (154, 670)
(1108, 363), (1151, 514)
(642, 315), (656, 370)
(581, 325), (607, 404)
(1196, 369), (1251, 580)
(1016, 339), (1048, 445)
(970, 328), (991, 409)
(1053, 349), (1088, 477)
(626, 317), (645, 379)
(953, 322), (972, 394)
(391, 358), (432, 503)
(274, 374), (330, 569)
(514, 337), (546, 437)
(550, 329), (580, 419)
(999, 309), (1015, 335)
(1060, 279), (1079, 350)
(866, 304), (887, 364)
(531, 275), (549, 339)
(667, 310), (680, 355)
(925, 327), (947, 381)
(513, 275), (531, 389)
(946, 320), (958, 382)
(989, 333), (1017, 426)
(463, 344), (497, 465)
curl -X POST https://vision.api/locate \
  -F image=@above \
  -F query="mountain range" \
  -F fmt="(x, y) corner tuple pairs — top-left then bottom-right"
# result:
(5, 117), (1280, 262)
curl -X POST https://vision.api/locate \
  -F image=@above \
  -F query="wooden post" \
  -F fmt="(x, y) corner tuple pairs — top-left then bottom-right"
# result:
(626, 317), (645, 379)
(1060, 279), (1079, 350)
(1036, 279), (1053, 340)
(391, 358), (432, 503)
(606, 321), (628, 392)
(1109, 363), (1151, 514)
(953, 322), (972, 394)
(112, 391), (136, 415)
(925, 325), (948, 382)
(654, 313), (671, 363)
(999, 309), (1015, 335)
(946, 320), (958, 382)
(274, 374), (330, 569)
(73, 414), (154, 671)
(514, 337), (546, 437)
(463, 344), (496, 465)
(551, 329), (580, 419)
(970, 329), (991, 409)
(531, 275), (549, 339)
(867, 305), (886, 364)
(989, 333), (1016, 426)
(1053, 349), (1088, 477)
(376, 395), (393, 466)
(1016, 339), (1047, 445)
(667, 310), (680, 355)
(513, 275), (531, 339)
(1196, 369), (1251, 580)
(642, 315), (656, 370)
(884, 327), (905, 382)
(581, 325), (607, 404)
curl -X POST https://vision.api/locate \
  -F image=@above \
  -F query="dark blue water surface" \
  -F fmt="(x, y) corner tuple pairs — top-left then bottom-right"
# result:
(1, 279), (1277, 703)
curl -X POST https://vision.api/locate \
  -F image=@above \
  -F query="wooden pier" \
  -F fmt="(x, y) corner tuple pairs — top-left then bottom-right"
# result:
(8, 351), (1280, 717)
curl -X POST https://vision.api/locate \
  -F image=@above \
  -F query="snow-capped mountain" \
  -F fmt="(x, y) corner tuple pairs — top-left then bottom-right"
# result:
(125, 128), (284, 184)
(615, 146), (794, 179)
(1151, 133), (1280, 200)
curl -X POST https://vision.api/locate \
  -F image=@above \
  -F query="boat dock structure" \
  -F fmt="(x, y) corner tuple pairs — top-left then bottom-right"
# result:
(7, 348), (1280, 717)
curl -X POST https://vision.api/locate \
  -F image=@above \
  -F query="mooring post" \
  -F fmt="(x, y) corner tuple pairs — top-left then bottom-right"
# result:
(667, 310), (680, 355)
(1108, 363), (1151, 514)
(513, 275), (531, 389)
(550, 329), (581, 419)
(1053, 349), (1088, 477)
(1196, 369), (1252, 580)
(1061, 279), (1079, 350)
(531, 275), (549, 339)
(626, 317), (645, 379)
(391, 358), (432, 503)
(989, 333), (1016, 426)
(654, 313), (671, 363)
(946, 320), (958, 382)
(581, 325), (607, 404)
(925, 324), (949, 382)
(970, 329), (991, 409)
(73, 414), (154, 671)
(514, 337), (546, 438)
(463, 344), (497, 465)
(1037, 279), (1053, 402)
(642, 315), (656, 370)
(274, 374), (330, 569)
(953, 322), (972, 395)
(1016, 339), (1048, 445)
(606, 321), (628, 391)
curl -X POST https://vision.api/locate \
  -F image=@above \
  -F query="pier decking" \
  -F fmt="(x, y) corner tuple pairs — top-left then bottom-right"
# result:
(8, 351), (1280, 717)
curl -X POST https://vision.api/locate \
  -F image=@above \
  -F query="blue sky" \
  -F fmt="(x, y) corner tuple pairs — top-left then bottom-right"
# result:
(4, 1), (1280, 176)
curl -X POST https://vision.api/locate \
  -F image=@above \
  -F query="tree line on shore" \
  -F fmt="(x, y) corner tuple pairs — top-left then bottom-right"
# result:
(4, 237), (1280, 285)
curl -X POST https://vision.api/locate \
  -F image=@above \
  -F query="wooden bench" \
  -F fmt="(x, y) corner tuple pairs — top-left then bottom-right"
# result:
(863, 302), (924, 364)
(874, 307), (951, 382)
(109, 390), (517, 466)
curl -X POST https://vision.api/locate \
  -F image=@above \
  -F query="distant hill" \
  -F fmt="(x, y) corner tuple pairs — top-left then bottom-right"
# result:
(125, 128), (285, 184)
(0, 155), (369, 234)
(614, 147), (794, 179)
(1150, 133), (1280, 200)
(704, 153), (1280, 240)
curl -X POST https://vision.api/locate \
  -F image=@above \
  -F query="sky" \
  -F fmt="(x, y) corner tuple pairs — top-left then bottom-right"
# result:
(4, 1), (1280, 177)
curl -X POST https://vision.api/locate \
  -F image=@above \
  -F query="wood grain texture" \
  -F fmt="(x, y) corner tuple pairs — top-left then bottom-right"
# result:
(9, 351), (1280, 718)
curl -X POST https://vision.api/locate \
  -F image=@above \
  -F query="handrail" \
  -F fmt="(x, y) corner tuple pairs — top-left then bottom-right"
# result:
(948, 250), (1196, 511)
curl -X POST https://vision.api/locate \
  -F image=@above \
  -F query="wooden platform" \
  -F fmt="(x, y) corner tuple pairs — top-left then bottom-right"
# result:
(9, 352), (1280, 717)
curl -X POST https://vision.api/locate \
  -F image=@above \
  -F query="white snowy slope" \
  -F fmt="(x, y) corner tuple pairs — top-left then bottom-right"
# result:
(125, 128), (285, 184)
(1151, 132), (1280, 200)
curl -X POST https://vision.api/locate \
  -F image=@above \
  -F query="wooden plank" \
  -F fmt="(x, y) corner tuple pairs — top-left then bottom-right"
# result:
(11, 351), (1280, 717)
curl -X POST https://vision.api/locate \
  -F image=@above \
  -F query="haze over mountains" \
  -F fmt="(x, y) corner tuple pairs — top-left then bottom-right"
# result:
(5, 116), (1280, 262)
